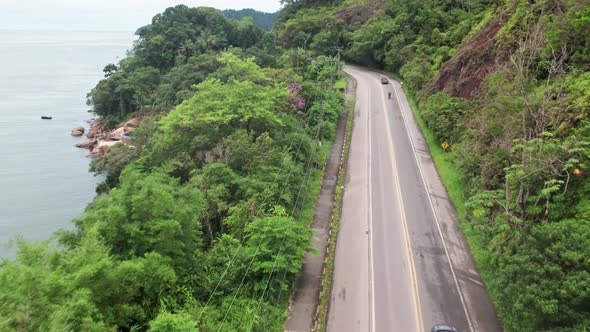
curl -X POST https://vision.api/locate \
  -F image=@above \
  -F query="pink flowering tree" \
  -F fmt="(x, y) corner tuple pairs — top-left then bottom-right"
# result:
(288, 83), (305, 110)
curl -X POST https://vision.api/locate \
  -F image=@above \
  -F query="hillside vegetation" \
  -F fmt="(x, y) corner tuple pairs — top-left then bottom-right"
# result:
(221, 9), (277, 31)
(0, 5), (344, 331)
(2, 0), (590, 331)
(276, 0), (590, 330)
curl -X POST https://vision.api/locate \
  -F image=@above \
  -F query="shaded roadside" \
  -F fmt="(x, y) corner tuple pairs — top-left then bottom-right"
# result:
(285, 77), (353, 331)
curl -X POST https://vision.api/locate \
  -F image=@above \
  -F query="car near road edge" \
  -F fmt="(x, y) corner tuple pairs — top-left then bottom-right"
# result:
(431, 324), (458, 332)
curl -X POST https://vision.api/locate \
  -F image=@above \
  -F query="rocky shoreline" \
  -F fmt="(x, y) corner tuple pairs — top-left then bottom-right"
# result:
(73, 115), (141, 157)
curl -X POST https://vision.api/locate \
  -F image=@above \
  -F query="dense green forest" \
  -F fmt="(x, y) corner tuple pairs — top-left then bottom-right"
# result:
(0, 4), (344, 331)
(275, 0), (590, 330)
(3, 0), (590, 331)
(135, 9), (276, 37)
(221, 9), (277, 31)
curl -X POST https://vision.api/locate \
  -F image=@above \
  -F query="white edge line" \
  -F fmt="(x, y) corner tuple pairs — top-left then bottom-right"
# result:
(468, 277), (485, 286)
(391, 80), (475, 332)
(367, 75), (377, 332)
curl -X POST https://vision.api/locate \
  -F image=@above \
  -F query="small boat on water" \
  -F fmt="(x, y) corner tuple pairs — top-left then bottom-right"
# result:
(41, 116), (52, 120)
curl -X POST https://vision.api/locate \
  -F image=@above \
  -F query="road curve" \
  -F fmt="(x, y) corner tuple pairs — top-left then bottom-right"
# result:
(327, 66), (502, 332)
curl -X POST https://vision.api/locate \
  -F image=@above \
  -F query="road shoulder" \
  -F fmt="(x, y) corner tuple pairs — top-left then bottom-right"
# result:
(327, 67), (370, 332)
(392, 81), (503, 332)
(285, 75), (351, 332)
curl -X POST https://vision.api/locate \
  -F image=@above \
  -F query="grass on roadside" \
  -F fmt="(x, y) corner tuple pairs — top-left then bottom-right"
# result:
(403, 93), (467, 218)
(277, 101), (335, 311)
(401, 86), (501, 319)
(314, 75), (355, 332)
(333, 78), (347, 91)
(297, 142), (333, 227)
(283, 77), (346, 325)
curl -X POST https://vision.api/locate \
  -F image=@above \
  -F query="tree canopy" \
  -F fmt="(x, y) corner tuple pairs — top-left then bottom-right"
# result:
(276, 0), (590, 330)
(0, 5), (344, 330)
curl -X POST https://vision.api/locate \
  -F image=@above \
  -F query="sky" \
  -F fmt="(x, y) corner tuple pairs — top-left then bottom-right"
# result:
(0, 0), (282, 31)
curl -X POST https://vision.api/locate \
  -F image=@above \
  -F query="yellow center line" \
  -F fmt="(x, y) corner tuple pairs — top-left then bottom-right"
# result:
(380, 81), (424, 332)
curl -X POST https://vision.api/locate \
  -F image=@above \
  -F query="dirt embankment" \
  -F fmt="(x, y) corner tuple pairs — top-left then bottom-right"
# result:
(427, 10), (513, 99)
(333, 5), (376, 26)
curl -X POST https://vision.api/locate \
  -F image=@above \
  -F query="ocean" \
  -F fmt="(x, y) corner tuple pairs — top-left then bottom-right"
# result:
(0, 28), (135, 258)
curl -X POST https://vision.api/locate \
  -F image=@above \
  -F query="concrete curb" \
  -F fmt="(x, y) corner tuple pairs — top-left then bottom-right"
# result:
(285, 74), (354, 332)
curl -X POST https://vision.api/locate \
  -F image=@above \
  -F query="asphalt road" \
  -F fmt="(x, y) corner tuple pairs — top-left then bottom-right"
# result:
(327, 66), (503, 332)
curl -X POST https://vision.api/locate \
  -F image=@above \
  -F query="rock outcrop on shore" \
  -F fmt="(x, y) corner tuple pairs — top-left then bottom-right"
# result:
(74, 115), (142, 157)
(71, 127), (85, 136)
(86, 118), (104, 139)
(76, 140), (95, 148)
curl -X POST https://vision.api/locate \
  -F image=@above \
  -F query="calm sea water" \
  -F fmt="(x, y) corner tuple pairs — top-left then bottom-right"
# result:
(0, 29), (135, 258)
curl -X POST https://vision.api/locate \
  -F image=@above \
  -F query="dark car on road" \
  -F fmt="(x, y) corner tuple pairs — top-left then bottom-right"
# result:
(380, 77), (388, 84)
(431, 324), (458, 332)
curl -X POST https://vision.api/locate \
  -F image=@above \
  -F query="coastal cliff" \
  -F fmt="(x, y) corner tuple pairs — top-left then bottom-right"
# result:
(74, 116), (141, 156)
